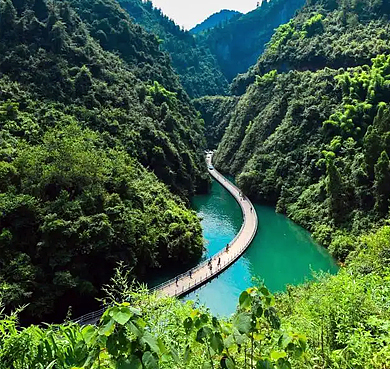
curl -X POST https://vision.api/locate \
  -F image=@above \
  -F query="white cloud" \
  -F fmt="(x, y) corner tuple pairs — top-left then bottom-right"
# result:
(148, 0), (259, 29)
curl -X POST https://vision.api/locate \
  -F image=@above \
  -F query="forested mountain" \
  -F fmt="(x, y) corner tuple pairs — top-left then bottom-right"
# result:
(214, 0), (390, 257)
(199, 0), (305, 82)
(1, 0), (390, 367)
(118, 0), (229, 97)
(114, 0), (306, 97)
(190, 9), (241, 35)
(193, 96), (239, 149)
(202, 1), (390, 366)
(0, 0), (208, 322)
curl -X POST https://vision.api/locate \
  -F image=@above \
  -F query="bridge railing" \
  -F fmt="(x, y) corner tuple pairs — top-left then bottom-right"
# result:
(72, 157), (258, 325)
(149, 168), (247, 295)
(150, 164), (257, 297)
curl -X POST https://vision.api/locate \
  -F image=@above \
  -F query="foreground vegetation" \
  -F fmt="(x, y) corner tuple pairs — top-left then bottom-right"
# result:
(2, 219), (390, 369)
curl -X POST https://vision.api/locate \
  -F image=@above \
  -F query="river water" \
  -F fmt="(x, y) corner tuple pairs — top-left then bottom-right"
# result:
(185, 178), (339, 316)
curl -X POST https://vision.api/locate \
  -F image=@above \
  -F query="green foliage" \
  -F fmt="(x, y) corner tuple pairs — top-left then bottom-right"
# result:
(0, 0), (210, 322)
(199, 0), (305, 82)
(117, 0), (229, 98)
(277, 225), (390, 368)
(0, 284), (307, 369)
(214, 47), (390, 263)
(193, 96), (239, 149)
(211, 2), (390, 366)
(233, 0), (390, 94)
(0, 122), (203, 321)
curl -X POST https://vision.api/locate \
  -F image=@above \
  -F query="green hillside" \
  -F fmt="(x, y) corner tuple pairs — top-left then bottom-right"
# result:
(214, 0), (390, 254)
(0, 0), (207, 322)
(199, 0), (305, 82)
(118, 0), (229, 98)
(1, 0), (390, 367)
(190, 9), (241, 35)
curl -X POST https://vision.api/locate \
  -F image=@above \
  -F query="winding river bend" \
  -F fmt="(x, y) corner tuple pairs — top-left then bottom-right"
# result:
(186, 178), (339, 316)
(75, 163), (338, 325)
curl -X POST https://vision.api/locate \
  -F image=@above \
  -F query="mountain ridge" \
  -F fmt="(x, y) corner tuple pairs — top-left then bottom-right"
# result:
(190, 9), (242, 35)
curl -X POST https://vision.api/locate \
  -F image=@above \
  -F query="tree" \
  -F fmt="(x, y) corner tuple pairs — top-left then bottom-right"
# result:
(75, 65), (93, 96)
(374, 150), (390, 215)
(325, 152), (344, 223)
(50, 20), (67, 53)
(0, 0), (17, 34)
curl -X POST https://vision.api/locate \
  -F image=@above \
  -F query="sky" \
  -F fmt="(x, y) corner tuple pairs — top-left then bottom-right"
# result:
(149, 0), (259, 30)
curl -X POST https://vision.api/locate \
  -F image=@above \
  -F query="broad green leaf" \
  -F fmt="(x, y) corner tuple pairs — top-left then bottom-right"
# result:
(298, 335), (307, 351)
(253, 332), (265, 341)
(255, 305), (264, 318)
(265, 308), (281, 330)
(161, 353), (171, 364)
(257, 359), (273, 369)
(276, 358), (291, 369)
(202, 362), (212, 369)
(233, 313), (252, 334)
(225, 357), (235, 369)
(212, 316), (219, 328)
(128, 321), (143, 338)
(239, 291), (252, 309)
(157, 337), (166, 354)
(224, 334), (235, 349)
(183, 317), (193, 330)
(292, 346), (303, 358)
(106, 334), (119, 356)
(270, 351), (287, 360)
(278, 334), (291, 349)
(260, 287), (270, 296)
(98, 319), (116, 337)
(210, 332), (224, 354)
(194, 318), (202, 328)
(116, 355), (142, 369)
(233, 328), (247, 345)
(111, 307), (132, 325)
(129, 307), (141, 316)
(200, 314), (209, 324)
(82, 325), (96, 345)
(196, 326), (212, 343)
(142, 351), (158, 369)
(142, 332), (160, 354)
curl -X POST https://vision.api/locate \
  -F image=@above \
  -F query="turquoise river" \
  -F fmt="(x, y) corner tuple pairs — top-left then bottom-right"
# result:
(185, 178), (339, 316)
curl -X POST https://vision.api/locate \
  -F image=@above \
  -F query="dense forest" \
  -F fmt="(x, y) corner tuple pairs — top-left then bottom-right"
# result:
(190, 9), (241, 35)
(2, 0), (390, 367)
(117, 0), (229, 97)
(199, 0), (305, 82)
(0, 0), (209, 322)
(114, 0), (305, 97)
(207, 0), (390, 365)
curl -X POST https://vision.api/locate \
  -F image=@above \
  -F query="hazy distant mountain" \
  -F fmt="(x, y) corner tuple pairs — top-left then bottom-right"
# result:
(199, 0), (305, 81)
(190, 9), (242, 34)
